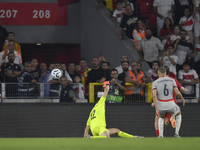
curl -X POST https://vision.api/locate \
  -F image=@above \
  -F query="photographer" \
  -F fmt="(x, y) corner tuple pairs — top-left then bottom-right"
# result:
(106, 69), (126, 103)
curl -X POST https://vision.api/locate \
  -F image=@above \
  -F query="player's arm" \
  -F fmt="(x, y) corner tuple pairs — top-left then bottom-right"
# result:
(102, 84), (109, 98)
(83, 125), (90, 138)
(174, 87), (185, 106)
(153, 88), (160, 117)
(180, 86), (189, 93)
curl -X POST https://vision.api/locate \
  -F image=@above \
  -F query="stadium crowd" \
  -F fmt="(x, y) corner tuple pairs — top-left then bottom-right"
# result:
(0, 0), (200, 103)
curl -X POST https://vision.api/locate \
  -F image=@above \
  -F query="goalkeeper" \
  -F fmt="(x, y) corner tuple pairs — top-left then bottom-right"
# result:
(83, 81), (143, 138)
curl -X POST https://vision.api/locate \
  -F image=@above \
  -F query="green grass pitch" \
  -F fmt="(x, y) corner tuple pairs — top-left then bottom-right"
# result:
(0, 137), (200, 150)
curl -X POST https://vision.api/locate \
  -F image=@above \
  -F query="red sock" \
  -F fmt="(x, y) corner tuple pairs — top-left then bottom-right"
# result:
(156, 129), (159, 136)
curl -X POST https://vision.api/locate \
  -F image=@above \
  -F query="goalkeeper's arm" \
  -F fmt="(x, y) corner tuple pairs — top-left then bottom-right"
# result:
(83, 125), (90, 138)
(102, 84), (109, 98)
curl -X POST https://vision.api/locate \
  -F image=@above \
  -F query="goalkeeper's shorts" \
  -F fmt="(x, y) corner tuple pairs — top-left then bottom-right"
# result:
(92, 126), (109, 136)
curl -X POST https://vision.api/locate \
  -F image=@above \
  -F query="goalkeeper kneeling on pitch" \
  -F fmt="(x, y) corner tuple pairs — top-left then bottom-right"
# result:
(83, 81), (143, 138)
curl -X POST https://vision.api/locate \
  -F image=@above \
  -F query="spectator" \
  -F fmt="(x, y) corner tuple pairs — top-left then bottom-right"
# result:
(133, 20), (146, 50)
(125, 61), (148, 101)
(48, 61), (72, 97)
(147, 61), (159, 82)
(72, 74), (85, 100)
(68, 62), (80, 83)
(60, 76), (76, 103)
(48, 63), (55, 72)
(138, 28), (164, 68)
(30, 58), (41, 82)
(99, 55), (107, 66)
(153, 0), (175, 36)
(178, 62), (199, 94)
(18, 61), (37, 97)
(194, 0), (200, 45)
(159, 17), (173, 47)
(75, 64), (81, 72)
(179, 0), (196, 44)
(1, 52), (21, 97)
(86, 57), (106, 90)
(175, 0), (193, 25)
(101, 61), (111, 80)
(159, 45), (178, 77)
(173, 29), (196, 73)
(193, 36), (200, 76)
(0, 40), (22, 66)
(3, 32), (21, 54)
(61, 63), (67, 71)
(77, 59), (91, 95)
(119, 4), (140, 40)
(40, 62), (50, 97)
(122, 0), (134, 11)
(115, 55), (131, 74)
(106, 69), (126, 103)
(118, 60), (129, 82)
(170, 25), (190, 45)
(112, 2), (124, 26)
(0, 19), (8, 52)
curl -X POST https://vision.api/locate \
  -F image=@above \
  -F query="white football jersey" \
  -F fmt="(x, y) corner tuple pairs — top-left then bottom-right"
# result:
(153, 76), (176, 110)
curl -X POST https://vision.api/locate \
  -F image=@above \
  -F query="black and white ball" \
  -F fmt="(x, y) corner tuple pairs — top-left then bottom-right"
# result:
(51, 69), (62, 79)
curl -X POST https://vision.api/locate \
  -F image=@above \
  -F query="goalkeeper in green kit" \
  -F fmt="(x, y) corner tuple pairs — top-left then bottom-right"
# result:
(83, 81), (143, 138)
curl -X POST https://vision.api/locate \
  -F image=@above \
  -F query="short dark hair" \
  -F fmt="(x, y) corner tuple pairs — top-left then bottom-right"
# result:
(110, 69), (118, 74)
(121, 60), (129, 65)
(60, 76), (67, 80)
(163, 66), (170, 75)
(31, 58), (38, 61)
(145, 27), (152, 32)
(180, 29), (187, 33)
(92, 57), (98, 60)
(116, 1), (122, 5)
(183, 62), (190, 67)
(125, 4), (132, 9)
(101, 61), (109, 66)
(8, 32), (15, 37)
(80, 58), (87, 63)
(68, 62), (76, 66)
(25, 61), (31, 66)
(7, 52), (14, 56)
(152, 61), (160, 67)
(74, 74), (81, 79)
(131, 61), (137, 64)
(54, 61), (61, 65)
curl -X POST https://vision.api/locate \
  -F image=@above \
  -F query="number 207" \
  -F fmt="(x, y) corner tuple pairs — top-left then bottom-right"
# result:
(33, 10), (50, 18)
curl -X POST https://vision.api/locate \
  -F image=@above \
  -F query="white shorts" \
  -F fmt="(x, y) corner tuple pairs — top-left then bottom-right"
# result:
(159, 104), (180, 118)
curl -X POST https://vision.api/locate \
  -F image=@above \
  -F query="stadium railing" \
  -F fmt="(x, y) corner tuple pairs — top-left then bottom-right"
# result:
(89, 83), (153, 103)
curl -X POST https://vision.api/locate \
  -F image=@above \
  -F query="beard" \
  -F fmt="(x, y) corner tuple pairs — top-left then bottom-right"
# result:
(123, 68), (128, 72)
(146, 34), (152, 39)
(9, 60), (14, 63)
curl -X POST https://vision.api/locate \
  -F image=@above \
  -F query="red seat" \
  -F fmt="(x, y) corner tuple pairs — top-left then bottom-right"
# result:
(149, 13), (157, 27)
(140, 2), (153, 17)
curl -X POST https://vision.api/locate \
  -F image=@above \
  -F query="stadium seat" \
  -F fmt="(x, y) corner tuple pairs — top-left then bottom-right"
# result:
(140, 2), (153, 17)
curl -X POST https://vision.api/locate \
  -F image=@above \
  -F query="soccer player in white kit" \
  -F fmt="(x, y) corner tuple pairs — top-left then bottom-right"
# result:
(153, 67), (185, 137)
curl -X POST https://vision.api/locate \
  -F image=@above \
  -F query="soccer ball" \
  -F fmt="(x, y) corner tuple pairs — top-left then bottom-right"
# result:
(51, 69), (62, 79)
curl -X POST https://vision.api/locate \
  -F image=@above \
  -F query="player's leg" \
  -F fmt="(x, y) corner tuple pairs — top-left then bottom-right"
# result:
(108, 128), (141, 138)
(158, 110), (165, 137)
(154, 115), (159, 136)
(164, 113), (172, 125)
(89, 126), (108, 138)
(174, 106), (182, 137)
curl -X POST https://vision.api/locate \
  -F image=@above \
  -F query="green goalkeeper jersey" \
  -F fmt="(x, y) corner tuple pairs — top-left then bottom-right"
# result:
(86, 97), (106, 131)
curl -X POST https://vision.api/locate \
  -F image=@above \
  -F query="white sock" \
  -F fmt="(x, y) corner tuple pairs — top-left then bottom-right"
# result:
(175, 114), (182, 135)
(158, 118), (164, 137)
